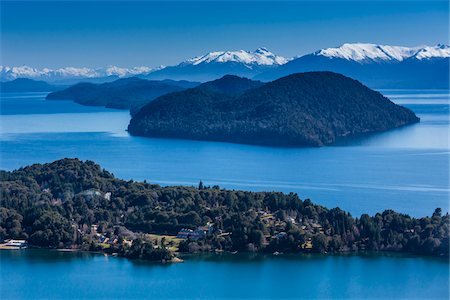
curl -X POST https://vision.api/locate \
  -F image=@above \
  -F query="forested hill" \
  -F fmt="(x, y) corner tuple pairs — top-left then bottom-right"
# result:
(45, 77), (200, 111)
(197, 75), (264, 96)
(1, 159), (448, 260)
(1, 78), (61, 92)
(128, 72), (419, 147)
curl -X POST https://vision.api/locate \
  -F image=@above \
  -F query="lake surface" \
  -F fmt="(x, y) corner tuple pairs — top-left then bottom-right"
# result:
(0, 90), (448, 217)
(1, 250), (448, 299)
(0, 90), (449, 299)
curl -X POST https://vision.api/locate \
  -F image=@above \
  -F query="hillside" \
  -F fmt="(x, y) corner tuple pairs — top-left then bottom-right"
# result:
(0, 78), (61, 92)
(1, 158), (448, 259)
(46, 77), (200, 110)
(195, 74), (264, 95)
(128, 72), (419, 147)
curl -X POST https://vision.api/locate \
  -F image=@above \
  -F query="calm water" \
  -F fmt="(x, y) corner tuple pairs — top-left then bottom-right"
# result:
(0, 91), (449, 299)
(1, 250), (448, 300)
(0, 91), (448, 217)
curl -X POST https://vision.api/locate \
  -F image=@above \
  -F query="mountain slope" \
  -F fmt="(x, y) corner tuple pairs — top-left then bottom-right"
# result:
(144, 48), (288, 82)
(128, 72), (419, 147)
(0, 78), (61, 92)
(256, 43), (450, 88)
(46, 77), (200, 110)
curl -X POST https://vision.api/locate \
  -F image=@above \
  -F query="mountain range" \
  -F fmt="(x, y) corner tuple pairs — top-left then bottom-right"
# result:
(256, 43), (450, 88)
(2, 43), (449, 88)
(0, 65), (155, 84)
(142, 47), (288, 82)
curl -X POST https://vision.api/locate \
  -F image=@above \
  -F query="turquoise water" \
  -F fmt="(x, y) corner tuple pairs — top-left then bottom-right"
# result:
(0, 250), (448, 299)
(0, 91), (448, 217)
(0, 91), (449, 299)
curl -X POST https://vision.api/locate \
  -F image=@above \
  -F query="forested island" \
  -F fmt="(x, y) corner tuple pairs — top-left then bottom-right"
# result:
(1, 159), (448, 262)
(128, 72), (420, 147)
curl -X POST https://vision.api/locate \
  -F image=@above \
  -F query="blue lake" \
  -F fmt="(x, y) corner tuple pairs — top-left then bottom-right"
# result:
(0, 90), (448, 217)
(1, 250), (449, 300)
(0, 90), (449, 299)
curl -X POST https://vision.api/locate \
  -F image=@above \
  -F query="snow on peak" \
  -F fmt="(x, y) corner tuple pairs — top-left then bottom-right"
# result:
(314, 43), (450, 63)
(182, 48), (288, 66)
(0, 65), (155, 81)
(314, 43), (420, 62)
(413, 44), (450, 60)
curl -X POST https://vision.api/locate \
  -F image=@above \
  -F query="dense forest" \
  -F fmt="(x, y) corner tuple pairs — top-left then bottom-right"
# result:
(46, 77), (199, 111)
(128, 72), (420, 147)
(1, 159), (448, 261)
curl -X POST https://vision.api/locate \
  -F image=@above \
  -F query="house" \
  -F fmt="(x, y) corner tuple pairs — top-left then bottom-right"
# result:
(176, 228), (194, 239)
(191, 229), (206, 240)
(4, 239), (28, 248)
(176, 227), (207, 241)
(311, 223), (324, 233)
(198, 223), (214, 235)
(98, 235), (109, 243)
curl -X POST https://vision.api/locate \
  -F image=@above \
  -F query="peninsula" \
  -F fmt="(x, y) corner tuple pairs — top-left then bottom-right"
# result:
(1, 159), (447, 262)
(45, 77), (199, 111)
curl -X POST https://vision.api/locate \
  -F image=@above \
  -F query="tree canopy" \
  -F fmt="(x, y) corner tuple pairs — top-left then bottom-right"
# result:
(1, 159), (447, 260)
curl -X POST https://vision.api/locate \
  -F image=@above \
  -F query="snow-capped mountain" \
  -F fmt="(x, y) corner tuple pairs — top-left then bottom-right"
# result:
(2, 43), (448, 87)
(144, 48), (288, 82)
(313, 43), (450, 63)
(256, 43), (449, 88)
(0, 65), (154, 82)
(412, 44), (450, 60)
(182, 48), (288, 66)
(1, 48), (287, 83)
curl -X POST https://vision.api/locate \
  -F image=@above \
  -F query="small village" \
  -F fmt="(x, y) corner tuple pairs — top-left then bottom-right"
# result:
(75, 208), (329, 254)
(0, 207), (330, 254)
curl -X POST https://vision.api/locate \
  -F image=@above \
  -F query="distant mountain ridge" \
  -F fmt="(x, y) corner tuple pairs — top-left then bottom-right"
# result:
(0, 65), (157, 83)
(46, 77), (200, 110)
(311, 43), (449, 63)
(2, 43), (448, 87)
(128, 72), (419, 147)
(182, 47), (288, 66)
(0, 78), (61, 92)
(143, 48), (288, 82)
(0, 48), (286, 83)
(257, 43), (450, 88)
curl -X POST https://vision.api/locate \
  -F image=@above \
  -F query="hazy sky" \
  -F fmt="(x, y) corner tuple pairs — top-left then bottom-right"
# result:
(1, 1), (448, 68)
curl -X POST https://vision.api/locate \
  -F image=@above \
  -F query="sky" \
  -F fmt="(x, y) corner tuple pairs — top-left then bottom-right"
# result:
(1, 1), (448, 68)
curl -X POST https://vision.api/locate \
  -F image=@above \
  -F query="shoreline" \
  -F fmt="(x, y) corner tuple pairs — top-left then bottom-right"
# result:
(3, 247), (447, 263)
